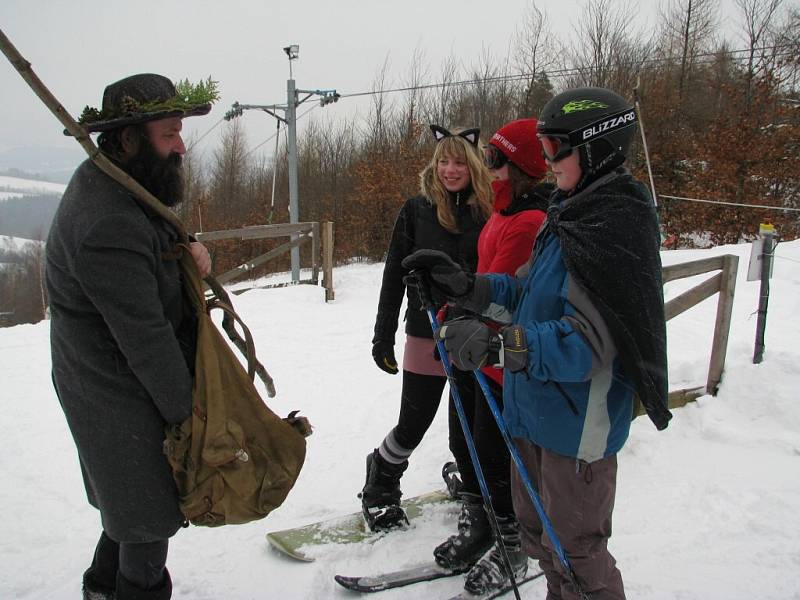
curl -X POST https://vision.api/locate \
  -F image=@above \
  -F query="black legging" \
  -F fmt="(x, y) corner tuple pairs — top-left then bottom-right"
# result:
(448, 375), (514, 515)
(391, 370), (447, 450)
(86, 531), (169, 591)
(391, 368), (475, 452)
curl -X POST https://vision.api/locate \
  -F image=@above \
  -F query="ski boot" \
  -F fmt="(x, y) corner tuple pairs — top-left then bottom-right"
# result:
(433, 492), (493, 571)
(442, 461), (463, 499)
(359, 449), (409, 531)
(463, 514), (529, 596)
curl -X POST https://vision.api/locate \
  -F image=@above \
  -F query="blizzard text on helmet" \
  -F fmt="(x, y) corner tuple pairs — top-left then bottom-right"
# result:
(580, 109), (636, 142)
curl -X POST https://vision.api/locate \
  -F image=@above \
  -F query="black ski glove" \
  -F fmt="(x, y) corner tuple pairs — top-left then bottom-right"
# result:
(438, 320), (528, 373)
(402, 249), (473, 297)
(402, 249), (490, 312)
(372, 340), (399, 375)
(438, 319), (500, 371)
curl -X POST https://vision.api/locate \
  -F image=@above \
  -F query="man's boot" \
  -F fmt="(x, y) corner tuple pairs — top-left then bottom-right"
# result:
(83, 531), (119, 600)
(463, 513), (529, 595)
(82, 576), (115, 600)
(433, 492), (493, 571)
(359, 449), (409, 531)
(115, 569), (172, 600)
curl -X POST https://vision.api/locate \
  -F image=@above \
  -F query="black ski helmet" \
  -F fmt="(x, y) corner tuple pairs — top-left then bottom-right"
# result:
(537, 87), (637, 181)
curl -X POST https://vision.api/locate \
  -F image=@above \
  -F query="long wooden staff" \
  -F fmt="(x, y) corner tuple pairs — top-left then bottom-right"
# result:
(0, 28), (276, 397)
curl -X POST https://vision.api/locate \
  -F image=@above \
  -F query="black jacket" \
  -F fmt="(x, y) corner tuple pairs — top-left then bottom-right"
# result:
(373, 191), (485, 343)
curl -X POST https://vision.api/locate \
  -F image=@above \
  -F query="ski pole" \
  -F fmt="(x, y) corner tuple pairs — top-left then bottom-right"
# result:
(410, 275), (522, 600)
(469, 360), (588, 598)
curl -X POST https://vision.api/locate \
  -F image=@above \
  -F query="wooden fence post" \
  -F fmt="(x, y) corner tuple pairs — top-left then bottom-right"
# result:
(311, 222), (320, 285)
(706, 254), (739, 394)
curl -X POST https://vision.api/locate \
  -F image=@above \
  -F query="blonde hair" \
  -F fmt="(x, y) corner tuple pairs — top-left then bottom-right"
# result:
(420, 132), (493, 234)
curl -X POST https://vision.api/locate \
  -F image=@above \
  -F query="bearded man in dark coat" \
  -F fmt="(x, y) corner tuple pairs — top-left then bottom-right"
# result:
(46, 73), (214, 600)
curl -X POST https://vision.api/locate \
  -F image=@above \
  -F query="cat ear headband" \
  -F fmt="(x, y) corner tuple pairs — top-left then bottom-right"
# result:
(429, 124), (480, 148)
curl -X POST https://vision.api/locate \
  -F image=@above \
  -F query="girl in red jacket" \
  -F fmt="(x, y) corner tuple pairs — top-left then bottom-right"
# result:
(435, 118), (553, 596)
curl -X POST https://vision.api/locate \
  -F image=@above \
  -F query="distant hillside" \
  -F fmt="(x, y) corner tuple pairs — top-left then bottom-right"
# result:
(0, 145), (83, 183)
(0, 235), (42, 264)
(0, 175), (65, 240)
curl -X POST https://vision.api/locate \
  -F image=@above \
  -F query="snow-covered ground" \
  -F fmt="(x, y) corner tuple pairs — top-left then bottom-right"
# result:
(1, 240), (799, 599)
(0, 174), (67, 196)
(0, 234), (43, 252)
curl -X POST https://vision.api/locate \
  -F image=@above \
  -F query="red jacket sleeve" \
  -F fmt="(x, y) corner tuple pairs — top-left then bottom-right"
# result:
(485, 210), (545, 276)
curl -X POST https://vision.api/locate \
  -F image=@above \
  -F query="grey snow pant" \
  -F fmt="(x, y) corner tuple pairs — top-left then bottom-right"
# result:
(510, 438), (625, 600)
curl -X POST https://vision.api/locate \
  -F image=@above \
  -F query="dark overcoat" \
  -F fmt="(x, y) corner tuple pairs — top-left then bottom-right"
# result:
(46, 159), (194, 542)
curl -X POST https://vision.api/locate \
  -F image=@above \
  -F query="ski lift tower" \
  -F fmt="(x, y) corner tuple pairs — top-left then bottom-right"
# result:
(224, 43), (339, 282)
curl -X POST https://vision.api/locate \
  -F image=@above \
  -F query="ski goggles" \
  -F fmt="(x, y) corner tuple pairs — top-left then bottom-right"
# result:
(483, 144), (508, 170)
(537, 134), (574, 163)
(538, 107), (638, 163)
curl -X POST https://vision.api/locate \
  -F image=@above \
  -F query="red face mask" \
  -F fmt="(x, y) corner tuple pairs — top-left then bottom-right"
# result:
(491, 179), (512, 211)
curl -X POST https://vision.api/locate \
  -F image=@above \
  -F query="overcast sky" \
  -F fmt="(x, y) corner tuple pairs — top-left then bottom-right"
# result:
(2, 0), (745, 163)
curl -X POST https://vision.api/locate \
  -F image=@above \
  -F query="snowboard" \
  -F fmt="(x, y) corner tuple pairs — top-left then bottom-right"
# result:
(266, 489), (455, 561)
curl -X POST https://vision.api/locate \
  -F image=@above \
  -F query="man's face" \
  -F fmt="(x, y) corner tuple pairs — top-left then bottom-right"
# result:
(144, 117), (186, 159)
(122, 118), (185, 206)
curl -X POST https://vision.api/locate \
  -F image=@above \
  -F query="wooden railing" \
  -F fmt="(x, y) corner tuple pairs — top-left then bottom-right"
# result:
(194, 221), (335, 302)
(636, 254), (739, 417)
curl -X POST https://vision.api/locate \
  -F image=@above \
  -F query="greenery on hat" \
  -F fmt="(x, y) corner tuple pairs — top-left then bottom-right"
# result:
(78, 77), (220, 125)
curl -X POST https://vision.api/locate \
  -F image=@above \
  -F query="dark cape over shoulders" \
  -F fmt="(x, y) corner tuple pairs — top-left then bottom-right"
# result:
(549, 168), (671, 430)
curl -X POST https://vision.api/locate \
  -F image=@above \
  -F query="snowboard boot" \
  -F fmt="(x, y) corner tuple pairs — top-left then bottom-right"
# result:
(463, 514), (529, 596)
(433, 492), (493, 571)
(442, 461), (463, 499)
(359, 449), (409, 531)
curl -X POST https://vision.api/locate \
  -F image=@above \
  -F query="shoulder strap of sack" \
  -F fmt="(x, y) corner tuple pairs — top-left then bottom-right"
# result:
(179, 245), (276, 397)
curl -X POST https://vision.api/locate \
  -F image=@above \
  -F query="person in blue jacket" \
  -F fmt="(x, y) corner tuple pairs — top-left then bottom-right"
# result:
(403, 87), (671, 600)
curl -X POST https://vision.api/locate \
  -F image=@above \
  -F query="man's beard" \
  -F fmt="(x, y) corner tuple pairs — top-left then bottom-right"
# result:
(124, 137), (184, 207)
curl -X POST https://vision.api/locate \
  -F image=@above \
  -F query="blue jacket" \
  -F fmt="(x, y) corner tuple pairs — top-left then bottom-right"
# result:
(485, 173), (654, 462)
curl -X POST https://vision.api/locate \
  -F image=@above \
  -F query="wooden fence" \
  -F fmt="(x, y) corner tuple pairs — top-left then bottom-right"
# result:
(192, 226), (738, 411)
(194, 221), (335, 301)
(636, 253), (739, 417)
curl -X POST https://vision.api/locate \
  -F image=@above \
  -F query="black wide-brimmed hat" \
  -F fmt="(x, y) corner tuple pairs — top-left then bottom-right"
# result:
(72, 73), (218, 135)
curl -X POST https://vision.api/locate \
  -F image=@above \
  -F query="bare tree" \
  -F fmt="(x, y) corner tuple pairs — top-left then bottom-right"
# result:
(460, 45), (517, 132)
(735, 0), (784, 109)
(364, 54), (394, 151)
(399, 44), (429, 142)
(566, 0), (651, 93)
(174, 133), (207, 229)
(209, 118), (250, 224)
(657, 0), (719, 102)
(421, 52), (462, 129)
(513, 1), (559, 115)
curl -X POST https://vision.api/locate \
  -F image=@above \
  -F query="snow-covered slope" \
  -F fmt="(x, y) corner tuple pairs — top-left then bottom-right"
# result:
(0, 234), (44, 252)
(0, 174), (67, 196)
